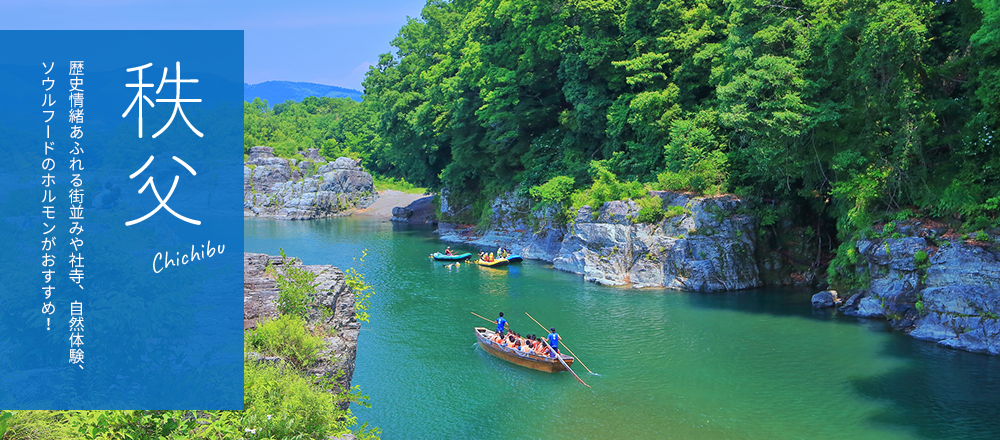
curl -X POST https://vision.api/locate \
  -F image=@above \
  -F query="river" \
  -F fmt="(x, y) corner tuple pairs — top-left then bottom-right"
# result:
(245, 217), (1000, 440)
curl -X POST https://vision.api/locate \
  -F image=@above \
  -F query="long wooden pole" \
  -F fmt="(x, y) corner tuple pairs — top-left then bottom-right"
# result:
(525, 312), (595, 375)
(541, 338), (590, 388)
(470, 312), (496, 325)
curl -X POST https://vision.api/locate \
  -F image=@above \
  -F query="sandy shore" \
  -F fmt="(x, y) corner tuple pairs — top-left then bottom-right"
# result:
(354, 190), (434, 221)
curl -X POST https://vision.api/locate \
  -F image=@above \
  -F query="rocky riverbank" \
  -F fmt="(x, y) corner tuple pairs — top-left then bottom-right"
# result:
(243, 252), (360, 404)
(835, 226), (1000, 355)
(244, 146), (376, 219)
(438, 190), (761, 291)
(437, 191), (1000, 355)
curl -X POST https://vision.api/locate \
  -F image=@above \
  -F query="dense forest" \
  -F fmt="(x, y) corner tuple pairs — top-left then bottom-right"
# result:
(250, 0), (999, 286)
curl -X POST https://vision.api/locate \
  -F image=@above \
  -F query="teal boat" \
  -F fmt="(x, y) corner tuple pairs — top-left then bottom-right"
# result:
(431, 252), (472, 261)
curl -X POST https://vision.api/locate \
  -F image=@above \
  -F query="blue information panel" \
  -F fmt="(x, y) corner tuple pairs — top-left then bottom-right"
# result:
(0, 31), (244, 409)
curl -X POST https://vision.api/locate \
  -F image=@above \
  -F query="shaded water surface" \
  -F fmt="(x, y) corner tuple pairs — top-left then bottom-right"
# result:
(245, 218), (1000, 439)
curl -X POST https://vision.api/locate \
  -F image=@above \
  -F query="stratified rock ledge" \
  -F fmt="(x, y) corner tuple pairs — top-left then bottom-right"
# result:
(243, 252), (360, 406)
(244, 146), (376, 219)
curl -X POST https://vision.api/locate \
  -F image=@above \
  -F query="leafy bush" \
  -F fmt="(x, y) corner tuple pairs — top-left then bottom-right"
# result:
(653, 150), (728, 195)
(1, 410), (77, 440)
(827, 240), (869, 291)
(831, 165), (891, 231)
(665, 205), (689, 218)
(635, 196), (666, 223)
(571, 161), (646, 216)
(1, 362), (379, 440)
(246, 314), (326, 368)
(976, 230), (990, 242)
(881, 222), (895, 238)
(345, 249), (374, 323)
(529, 176), (575, 204)
(243, 361), (362, 439)
(68, 410), (204, 440)
(527, 176), (577, 224)
(271, 249), (317, 318)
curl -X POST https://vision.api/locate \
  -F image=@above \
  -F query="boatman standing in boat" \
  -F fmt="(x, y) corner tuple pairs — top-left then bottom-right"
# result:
(547, 327), (561, 356)
(496, 312), (509, 337)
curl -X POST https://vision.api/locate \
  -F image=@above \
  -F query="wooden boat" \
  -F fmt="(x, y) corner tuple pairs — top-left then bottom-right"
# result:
(431, 252), (472, 261)
(474, 327), (573, 373)
(474, 258), (509, 267)
(505, 254), (523, 263)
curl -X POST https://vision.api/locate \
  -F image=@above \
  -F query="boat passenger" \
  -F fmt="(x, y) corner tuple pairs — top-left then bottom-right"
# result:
(520, 338), (533, 354)
(507, 335), (518, 349)
(445, 246), (453, 256)
(496, 312), (508, 337)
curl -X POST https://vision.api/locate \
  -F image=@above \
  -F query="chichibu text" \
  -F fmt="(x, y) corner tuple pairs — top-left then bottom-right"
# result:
(153, 240), (224, 274)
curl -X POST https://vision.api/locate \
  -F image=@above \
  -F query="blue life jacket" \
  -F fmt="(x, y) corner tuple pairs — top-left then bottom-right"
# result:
(548, 332), (559, 349)
(496, 317), (507, 334)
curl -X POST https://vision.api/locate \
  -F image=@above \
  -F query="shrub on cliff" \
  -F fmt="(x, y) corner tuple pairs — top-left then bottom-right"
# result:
(529, 176), (576, 224)
(243, 361), (372, 439)
(530, 176), (575, 205)
(571, 161), (646, 216)
(635, 196), (666, 223)
(269, 249), (317, 318)
(246, 314), (326, 368)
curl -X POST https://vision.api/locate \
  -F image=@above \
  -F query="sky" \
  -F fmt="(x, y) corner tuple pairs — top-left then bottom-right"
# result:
(0, 0), (428, 91)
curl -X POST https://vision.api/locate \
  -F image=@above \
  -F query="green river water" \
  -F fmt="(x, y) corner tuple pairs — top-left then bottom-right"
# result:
(245, 217), (1000, 440)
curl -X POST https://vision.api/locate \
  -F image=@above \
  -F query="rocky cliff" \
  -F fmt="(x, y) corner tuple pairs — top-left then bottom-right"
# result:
(556, 192), (761, 290)
(243, 252), (360, 403)
(244, 146), (376, 219)
(437, 190), (567, 261)
(439, 190), (761, 291)
(838, 227), (1000, 355)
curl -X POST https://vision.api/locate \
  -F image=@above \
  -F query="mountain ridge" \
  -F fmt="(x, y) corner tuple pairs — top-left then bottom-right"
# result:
(244, 80), (363, 105)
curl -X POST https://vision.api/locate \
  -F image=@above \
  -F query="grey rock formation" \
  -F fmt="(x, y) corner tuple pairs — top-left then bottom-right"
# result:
(439, 190), (760, 291)
(245, 146), (376, 219)
(845, 230), (1000, 355)
(389, 194), (437, 224)
(554, 192), (760, 291)
(303, 148), (322, 161)
(390, 206), (413, 222)
(438, 191), (567, 261)
(812, 290), (838, 308)
(243, 252), (360, 405)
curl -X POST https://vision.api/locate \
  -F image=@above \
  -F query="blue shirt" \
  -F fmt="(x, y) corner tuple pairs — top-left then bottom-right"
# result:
(496, 317), (507, 334)
(547, 332), (559, 349)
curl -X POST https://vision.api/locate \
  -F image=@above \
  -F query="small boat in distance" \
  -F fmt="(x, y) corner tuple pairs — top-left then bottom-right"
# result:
(431, 252), (472, 261)
(474, 258), (509, 267)
(474, 327), (574, 373)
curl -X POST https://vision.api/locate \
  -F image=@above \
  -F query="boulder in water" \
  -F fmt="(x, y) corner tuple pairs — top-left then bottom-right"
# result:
(812, 290), (839, 308)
